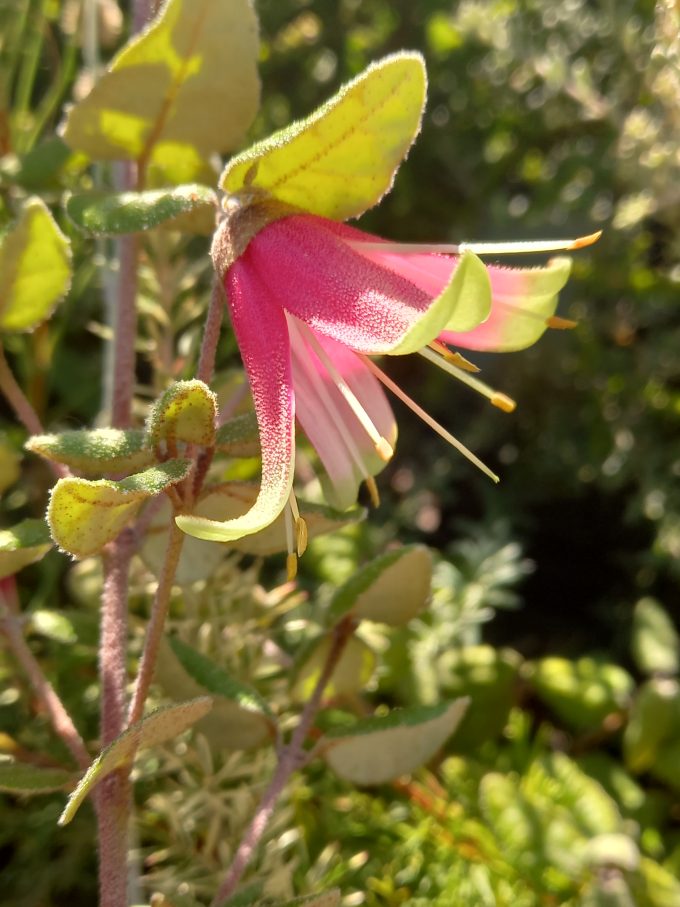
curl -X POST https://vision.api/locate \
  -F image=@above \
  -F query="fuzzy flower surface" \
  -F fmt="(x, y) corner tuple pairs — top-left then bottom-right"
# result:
(177, 53), (585, 546)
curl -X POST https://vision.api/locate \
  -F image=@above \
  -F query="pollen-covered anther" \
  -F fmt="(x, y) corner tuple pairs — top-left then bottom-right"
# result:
(546, 315), (578, 330)
(491, 392), (517, 414)
(296, 517), (308, 557)
(286, 553), (298, 581)
(428, 341), (480, 373)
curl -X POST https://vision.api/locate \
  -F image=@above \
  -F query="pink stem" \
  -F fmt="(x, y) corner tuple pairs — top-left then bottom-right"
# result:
(110, 226), (138, 430)
(196, 277), (225, 386)
(211, 618), (355, 907)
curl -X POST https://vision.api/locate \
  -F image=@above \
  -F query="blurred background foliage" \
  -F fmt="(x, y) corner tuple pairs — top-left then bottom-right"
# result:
(1, 0), (680, 905)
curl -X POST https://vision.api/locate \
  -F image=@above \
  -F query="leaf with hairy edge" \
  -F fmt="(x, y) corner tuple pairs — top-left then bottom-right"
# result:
(65, 185), (217, 235)
(26, 428), (154, 476)
(146, 380), (217, 449)
(0, 198), (71, 332)
(154, 637), (275, 750)
(48, 459), (191, 558)
(291, 635), (376, 703)
(0, 761), (73, 795)
(321, 699), (468, 785)
(0, 519), (52, 579)
(215, 412), (260, 457)
(220, 52), (426, 222)
(327, 545), (431, 627)
(59, 697), (212, 825)
(61, 0), (260, 167)
(175, 482), (365, 556)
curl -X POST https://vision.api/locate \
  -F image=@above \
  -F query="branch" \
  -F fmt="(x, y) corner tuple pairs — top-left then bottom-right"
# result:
(196, 276), (225, 386)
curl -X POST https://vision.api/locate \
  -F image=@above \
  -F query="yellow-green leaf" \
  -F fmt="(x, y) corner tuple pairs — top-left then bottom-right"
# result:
(61, 0), (260, 167)
(26, 428), (155, 476)
(220, 52), (426, 221)
(0, 198), (71, 332)
(48, 460), (191, 558)
(0, 518), (52, 579)
(58, 697), (212, 825)
(146, 380), (217, 449)
(292, 635), (376, 703)
(0, 761), (73, 795)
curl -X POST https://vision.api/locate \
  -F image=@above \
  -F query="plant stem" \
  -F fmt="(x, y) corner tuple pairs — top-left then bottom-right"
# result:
(197, 277), (225, 385)
(110, 223), (139, 429)
(0, 577), (90, 769)
(127, 521), (185, 726)
(100, 530), (135, 746)
(211, 618), (356, 907)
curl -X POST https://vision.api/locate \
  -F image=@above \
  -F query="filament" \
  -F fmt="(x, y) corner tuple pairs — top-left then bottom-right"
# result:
(418, 347), (516, 413)
(350, 231), (601, 257)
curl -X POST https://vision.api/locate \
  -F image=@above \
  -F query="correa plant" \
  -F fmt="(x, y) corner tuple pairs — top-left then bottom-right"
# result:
(0, 1), (599, 906)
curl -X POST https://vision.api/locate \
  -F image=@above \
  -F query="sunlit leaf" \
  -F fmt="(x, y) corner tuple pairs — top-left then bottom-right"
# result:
(321, 699), (468, 785)
(291, 635), (376, 702)
(65, 185), (217, 235)
(623, 678), (680, 773)
(0, 761), (73, 795)
(327, 545), (431, 627)
(0, 197), (71, 332)
(0, 519), (52, 579)
(26, 428), (155, 476)
(146, 380), (217, 450)
(48, 460), (191, 558)
(631, 597), (679, 676)
(62, 0), (260, 167)
(220, 52), (426, 221)
(58, 697), (212, 825)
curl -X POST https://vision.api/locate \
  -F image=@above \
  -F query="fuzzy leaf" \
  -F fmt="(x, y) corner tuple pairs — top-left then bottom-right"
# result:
(220, 52), (426, 221)
(65, 185), (217, 235)
(26, 428), (154, 476)
(176, 482), (364, 554)
(146, 380), (217, 449)
(61, 0), (259, 166)
(292, 635), (376, 702)
(215, 412), (260, 457)
(0, 761), (73, 795)
(0, 197), (71, 332)
(58, 697), (212, 825)
(48, 460), (191, 558)
(631, 597), (679, 676)
(0, 519), (52, 579)
(321, 699), (468, 785)
(327, 545), (431, 627)
(154, 637), (275, 750)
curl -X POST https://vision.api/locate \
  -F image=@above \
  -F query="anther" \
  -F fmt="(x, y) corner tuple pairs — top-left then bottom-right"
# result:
(296, 517), (308, 556)
(428, 341), (480, 373)
(546, 315), (578, 330)
(491, 392), (517, 413)
(286, 553), (298, 581)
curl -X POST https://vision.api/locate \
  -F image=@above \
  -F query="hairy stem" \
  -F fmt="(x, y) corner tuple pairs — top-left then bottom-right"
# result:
(211, 618), (355, 907)
(100, 530), (135, 746)
(197, 277), (225, 385)
(127, 521), (185, 726)
(0, 577), (90, 769)
(110, 223), (139, 429)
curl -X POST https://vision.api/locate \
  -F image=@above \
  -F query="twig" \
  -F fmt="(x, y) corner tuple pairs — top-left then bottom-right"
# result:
(211, 618), (356, 907)
(127, 521), (185, 726)
(0, 576), (90, 769)
(196, 277), (225, 385)
(110, 223), (139, 429)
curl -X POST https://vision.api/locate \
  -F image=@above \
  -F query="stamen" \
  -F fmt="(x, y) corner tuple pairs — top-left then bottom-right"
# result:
(428, 341), (480, 373)
(302, 326), (394, 462)
(287, 491), (308, 556)
(286, 553), (298, 581)
(418, 347), (517, 413)
(546, 315), (578, 330)
(365, 476), (381, 508)
(350, 231), (601, 256)
(284, 503), (296, 572)
(362, 356), (499, 483)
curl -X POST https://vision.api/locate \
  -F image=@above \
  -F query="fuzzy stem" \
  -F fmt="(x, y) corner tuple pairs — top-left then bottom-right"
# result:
(100, 530), (135, 746)
(197, 277), (225, 386)
(211, 618), (355, 907)
(127, 521), (185, 726)
(0, 576), (90, 769)
(110, 224), (139, 429)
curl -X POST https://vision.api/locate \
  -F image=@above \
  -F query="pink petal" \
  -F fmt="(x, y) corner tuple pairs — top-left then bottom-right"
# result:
(243, 214), (434, 353)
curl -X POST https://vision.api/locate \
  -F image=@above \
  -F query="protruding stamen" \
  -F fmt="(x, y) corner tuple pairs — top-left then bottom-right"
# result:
(419, 347), (516, 414)
(365, 476), (381, 508)
(286, 553), (298, 581)
(302, 325), (394, 461)
(546, 315), (578, 330)
(350, 231), (601, 256)
(287, 491), (307, 557)
(296, 517), (308, 557)
(428, 341), (480, 373)
(362, 357), (499, 483)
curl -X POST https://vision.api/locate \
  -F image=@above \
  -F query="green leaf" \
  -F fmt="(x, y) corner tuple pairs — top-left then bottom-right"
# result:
(327, 545), (431, 627)
(215, 412), (260, 457)
(154, 637), (275, 750)
(631, 597), (679, 676)
(146, 380), (217, 449)
(220, 52), (426, 221)
(0, 197), (71, 332)
(623, 678), (680, 773)
(0, 518), (52, 579)
(58, 697), (212, 825)
(291, 635), (377, 702)
(26, 428), (155, 476)
(29, 609), (77, 644)
(175, 482), (364, 555)
(321, 699), (468, 785)
(47, 459), (191, 558)
(0, 761), (73, 795)
(65, 185), (217, 235)
(61, 0), (260, 166)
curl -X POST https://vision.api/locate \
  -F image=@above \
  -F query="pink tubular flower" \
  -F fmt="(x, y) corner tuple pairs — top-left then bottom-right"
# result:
(175, 52), (597, 556)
